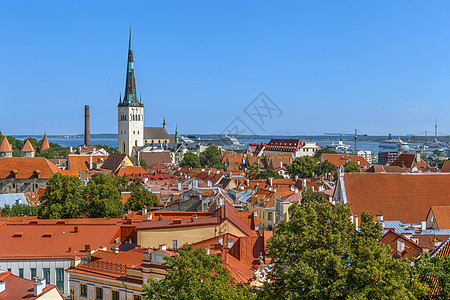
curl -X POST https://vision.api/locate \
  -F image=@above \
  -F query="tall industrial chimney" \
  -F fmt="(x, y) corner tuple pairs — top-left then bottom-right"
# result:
(84, 105), (90, 146)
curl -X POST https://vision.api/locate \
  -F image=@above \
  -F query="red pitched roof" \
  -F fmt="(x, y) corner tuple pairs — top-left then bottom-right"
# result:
(0, 157), (60, 179)
(379, 230), (423, 260)
(264, 139), (304, 153)
(0, 137), (12, 153)
(441, 160), (450, 173)
(21, 139), (35, 152)
(430, 206), (450, 229)
(322, 154), (370, 168)
(0, 272), (63, 299)
(68, 155), (109, 173)
(341, 173), (450, 224)
(40, 134), (50, 152)
(115, 166), (147, 176)
(390, 153), (427, 169)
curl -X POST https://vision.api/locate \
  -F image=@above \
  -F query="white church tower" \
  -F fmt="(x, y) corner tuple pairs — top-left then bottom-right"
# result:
(118, 29), (144, 157)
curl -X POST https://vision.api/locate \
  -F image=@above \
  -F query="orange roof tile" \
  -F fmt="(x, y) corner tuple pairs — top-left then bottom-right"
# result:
(322, 153), (370, 168)
(0, 136), (12, 153)
(390, 153), (427, 169)
(380, 230), (423, 260)
(68, 155), (109, 173)
(0, 272), (63, 299)
(342, 173), (450, 224)
(115, 166), (147, 176)
(40, 134), (50, 152)
(21, 139), (35, 152)
(0, 157), (60, 179)
(430, 206), (450, 229)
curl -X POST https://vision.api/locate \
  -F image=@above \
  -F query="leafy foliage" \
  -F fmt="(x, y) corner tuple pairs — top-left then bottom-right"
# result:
(313, 160), (336, 177)
(254, 169), (282, 179)
(83, 173), (124, 218)
(38, 173), (129, 219)
(313, 147), (338, 159)
(343, 161), (361, 173)
(199, 146), (223, 169)
(246, 165), (261, 180)
(143, 246), (255, 300)
(413, 252), (450, 299)
(180, 152), (202, 168)
(261, 201), (426, 299)
(38, 173), (85, 219)
(1, 204), (38, 217)
(92, 144), (118, 154)
(124, 178), (159, 211)
(286, 156), (318, 178)
(300, 187), (325, 204)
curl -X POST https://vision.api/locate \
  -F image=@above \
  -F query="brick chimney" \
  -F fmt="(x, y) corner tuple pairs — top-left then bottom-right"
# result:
(84, 105), (90, 146)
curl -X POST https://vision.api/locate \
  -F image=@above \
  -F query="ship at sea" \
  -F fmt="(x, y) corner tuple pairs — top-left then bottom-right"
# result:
(326, 140), (351, 152)
(179, 135), (244, 151)
(379, 134), (411, 152)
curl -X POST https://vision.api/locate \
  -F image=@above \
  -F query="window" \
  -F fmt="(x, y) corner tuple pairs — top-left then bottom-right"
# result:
(19, 268), (23, 277)
(268, 212), (273, 221)
(96, 287), (103, 299)
(134, 295), (142, 300)
(173, 240), (178, 250)
(80, 284), (87, 297)
(56, 268), (64, 293)
(30, 268), (36, 279)
(7, 268), (10, 272)
(112, 291), (120, 300)
(43, 268), (50, 284)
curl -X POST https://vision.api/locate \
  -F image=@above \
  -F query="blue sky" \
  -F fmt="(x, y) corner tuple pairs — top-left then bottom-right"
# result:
(2, 1), (450, 136)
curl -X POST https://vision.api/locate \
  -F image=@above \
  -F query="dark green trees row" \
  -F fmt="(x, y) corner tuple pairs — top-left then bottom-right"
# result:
(37, 173), (158, 219)
(180, 146), (224, 169)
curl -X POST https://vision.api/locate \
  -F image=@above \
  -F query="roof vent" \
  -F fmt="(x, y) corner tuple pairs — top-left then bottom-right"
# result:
(56, 220), (66, 225)
(173, 219), (182, 225)
(42, 233), (53, 238)
(12, 232), (23, 238)
(159, 244), (167, 251)
(29, 220), (39, 225)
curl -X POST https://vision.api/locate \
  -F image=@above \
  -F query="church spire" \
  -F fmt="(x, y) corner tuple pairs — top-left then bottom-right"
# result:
(119, 28), (141, 107)
(163, 117), (166, 129)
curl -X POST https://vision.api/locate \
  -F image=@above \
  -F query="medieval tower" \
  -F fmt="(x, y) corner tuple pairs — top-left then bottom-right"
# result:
(118, 29), (144, 156)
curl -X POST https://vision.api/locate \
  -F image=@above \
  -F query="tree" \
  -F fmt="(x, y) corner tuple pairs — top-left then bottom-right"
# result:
(246, 165), (261, 180)
(255, 169), (281, 179)
(413, 252), (450, 299)
(38, 173), (85, 219)
(124, 187), (159, 211)
(300, 187), (325, 204)
(143, 246), (255, 300)
(1, 204), (38, 217)
(199, 146), (223, 169)
(313, 160), (336, 176)
(260, 201), (425, 299)
(83, 173), (124, 218)
(180, 152), (202, 168)
(343, 161), (361, 173)
(313, 148), (338, 159)
(140, 159), (148, 169)
(286, 156), (318, 178)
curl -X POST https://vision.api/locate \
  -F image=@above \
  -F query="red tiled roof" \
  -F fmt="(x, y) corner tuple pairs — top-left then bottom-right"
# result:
(115, 166), (147, 176)
(430, 206), (450, 229)
(140, 152), (171, 167)
(390, 154), (427, 169)
(0, 219), (123, 260)
(40, 134), (50, 152)
(0, 157), (60, 179)
(342, 173), (450, 224)
(380, 230), (423, 260)
(0, 137), (12, 153)
(0, 272), (63, 299)
(432, 237), (450, 258)
(441, 160), (450, 173)
(322, 154), (370, 168)
(21, 139), (35, 152)
(68, 155), (109, 173)
(264, 139), (303, 153)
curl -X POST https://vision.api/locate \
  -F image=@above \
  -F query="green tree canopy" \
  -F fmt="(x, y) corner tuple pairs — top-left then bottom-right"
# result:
(343, 160), (361, 173)
(313, 147), (338, 159)
(180, 152), (202, 168)
(143, 246), (255, 300)
(83, 173), (125, 218)
(124, 187), (159, 211)
(313, 160), (336, 176)
(413, 252), (450, 300)
(286, 156), (318, 178)
(38, 173), (85, 219)
(199, 146), (223, 169)
(1, 204), (38, 217)
(261, 201), (426, 299)
(254, 169), (282, 179)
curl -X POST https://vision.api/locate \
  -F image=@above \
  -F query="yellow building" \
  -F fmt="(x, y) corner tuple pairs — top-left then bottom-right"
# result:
(66, 247), (171, 300)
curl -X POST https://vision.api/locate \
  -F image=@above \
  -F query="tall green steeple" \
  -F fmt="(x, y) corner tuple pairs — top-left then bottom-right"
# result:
(119, 28), (142, 107)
